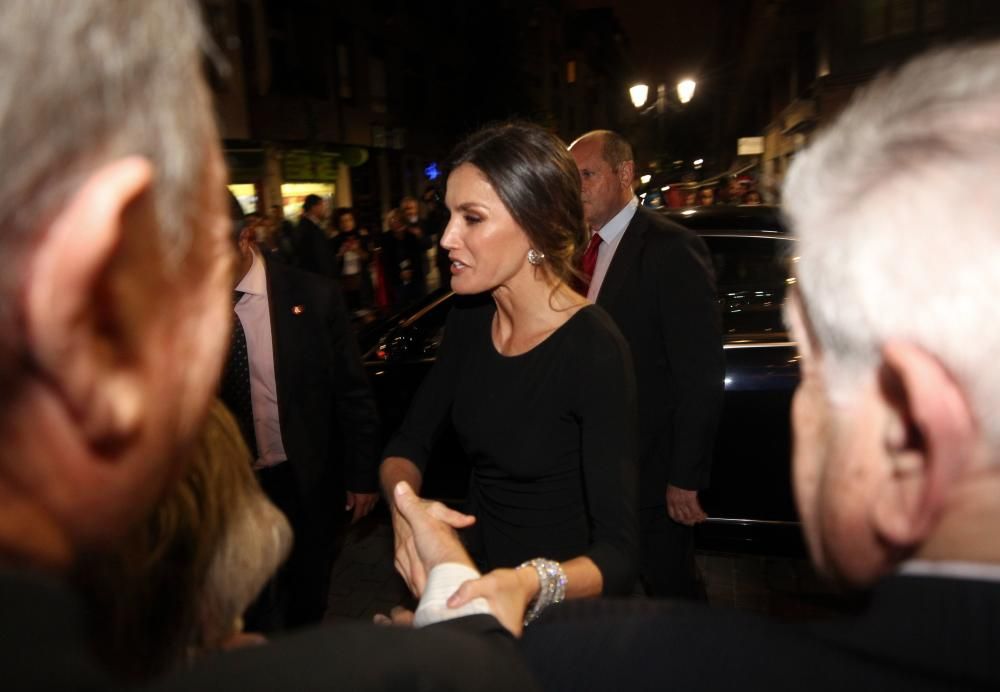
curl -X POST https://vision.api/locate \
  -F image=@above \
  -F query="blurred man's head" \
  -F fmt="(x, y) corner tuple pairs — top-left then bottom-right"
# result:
(386, 208), (406, 236)
(230, 194), (257, 284)
(400, 196), (420, 224)
(568, 130), (635, 232)
(336, 209), (357, 232)
(726, 177), (744, 200)
(0, 0), (231, 568)
(782, 41), (1000, 585)
(302, 194), (327, 221)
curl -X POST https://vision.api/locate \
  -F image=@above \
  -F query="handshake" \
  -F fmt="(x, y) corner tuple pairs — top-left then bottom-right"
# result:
(378, 482), (537, 637)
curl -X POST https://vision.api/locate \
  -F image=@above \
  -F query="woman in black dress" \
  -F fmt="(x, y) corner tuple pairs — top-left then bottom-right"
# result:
(380, 122), (638, 623)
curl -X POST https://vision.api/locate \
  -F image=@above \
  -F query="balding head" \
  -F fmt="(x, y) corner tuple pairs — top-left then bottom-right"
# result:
(568, 131), (636, 232)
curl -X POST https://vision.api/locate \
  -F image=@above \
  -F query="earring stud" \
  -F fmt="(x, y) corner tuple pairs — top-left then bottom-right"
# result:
(527, 249), (545, 265)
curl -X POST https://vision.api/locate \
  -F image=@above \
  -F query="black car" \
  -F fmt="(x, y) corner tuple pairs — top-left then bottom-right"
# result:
(363, 205), (802, 553)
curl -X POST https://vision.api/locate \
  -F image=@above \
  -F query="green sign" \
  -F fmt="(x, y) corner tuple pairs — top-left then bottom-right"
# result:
(283, 150), (340, 183)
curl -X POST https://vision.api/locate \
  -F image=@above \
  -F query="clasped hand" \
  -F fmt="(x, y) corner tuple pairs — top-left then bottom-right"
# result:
(389, 482), (538, 636)
(389, 482), (475, 596)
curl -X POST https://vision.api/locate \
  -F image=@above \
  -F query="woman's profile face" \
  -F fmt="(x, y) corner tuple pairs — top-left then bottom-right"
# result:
(441, 163), (532, 295)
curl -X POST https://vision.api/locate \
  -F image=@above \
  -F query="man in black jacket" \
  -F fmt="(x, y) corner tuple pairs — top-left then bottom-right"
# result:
(222, 200), (379, 630)
(569, 130), (725, 599)
(294, 193), (336, 278)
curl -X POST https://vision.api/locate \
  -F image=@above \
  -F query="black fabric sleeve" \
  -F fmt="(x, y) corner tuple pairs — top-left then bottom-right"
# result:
(310, 223), (337, 278)
(325, 279), (381, 492)
(381, 303), (480, 472)
(150, 616), (542, 692)
(650, 230), (725, 490)
(575, 310), (640, 595)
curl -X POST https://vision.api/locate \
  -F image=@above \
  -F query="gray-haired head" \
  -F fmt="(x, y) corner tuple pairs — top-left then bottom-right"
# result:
(0, 0), (219, 395)
(783, 40), (1000, 443)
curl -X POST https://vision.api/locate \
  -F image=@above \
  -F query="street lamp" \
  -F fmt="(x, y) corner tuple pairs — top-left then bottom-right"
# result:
(627, 79), (696, 183)
(677, 78), (696, 105)
(629, 83), (649, 109)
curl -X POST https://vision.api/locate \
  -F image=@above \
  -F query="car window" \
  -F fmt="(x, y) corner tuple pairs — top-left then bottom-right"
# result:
(371, 293), (453, 362)
(702, 236), (794, 341)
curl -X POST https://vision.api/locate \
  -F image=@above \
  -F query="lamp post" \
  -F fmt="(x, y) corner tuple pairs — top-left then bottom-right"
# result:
(677, 78), (696, 104)
(628, 77), (697, 182)
(629, 83), (649, 109)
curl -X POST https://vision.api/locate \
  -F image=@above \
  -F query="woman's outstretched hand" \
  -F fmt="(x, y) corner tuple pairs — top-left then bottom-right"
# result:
(391, 481), (476, 596)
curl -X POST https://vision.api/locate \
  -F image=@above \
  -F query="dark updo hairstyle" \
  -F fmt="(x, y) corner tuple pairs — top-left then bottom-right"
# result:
(447, 121), (587, 288)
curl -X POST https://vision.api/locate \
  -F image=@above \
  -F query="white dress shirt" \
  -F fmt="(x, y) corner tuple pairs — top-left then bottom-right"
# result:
(586, 196), (639, 302)
(234, 250), (287, 468)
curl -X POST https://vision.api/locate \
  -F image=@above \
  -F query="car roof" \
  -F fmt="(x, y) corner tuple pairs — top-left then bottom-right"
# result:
(662, 205), (789, 237)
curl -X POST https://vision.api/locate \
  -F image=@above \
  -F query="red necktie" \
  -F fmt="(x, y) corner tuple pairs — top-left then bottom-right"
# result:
(580, 232), (603, 294)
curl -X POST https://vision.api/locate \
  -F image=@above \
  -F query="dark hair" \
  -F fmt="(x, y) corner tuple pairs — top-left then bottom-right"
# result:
(448, 121), (587, 287)
(333, 207), (356, 229)
(302, 194), (322, 212)
(228, 191), (246, 244)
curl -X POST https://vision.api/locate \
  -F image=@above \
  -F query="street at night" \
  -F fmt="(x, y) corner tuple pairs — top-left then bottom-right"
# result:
(4, 2), (1000, 690)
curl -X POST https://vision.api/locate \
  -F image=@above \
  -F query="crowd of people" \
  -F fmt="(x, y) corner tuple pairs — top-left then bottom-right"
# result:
(247, 191), (451, 321)
(2, 1), (1000, 690)
(672, 173), (767, 207)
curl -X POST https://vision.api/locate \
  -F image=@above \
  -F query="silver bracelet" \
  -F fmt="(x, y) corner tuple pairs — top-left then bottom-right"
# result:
(518, 558), (567, 625)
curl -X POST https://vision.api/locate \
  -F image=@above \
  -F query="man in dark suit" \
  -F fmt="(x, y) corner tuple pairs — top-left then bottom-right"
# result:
(222, 199), (379, 631)
(0, 2), (537, 690)
(380, 207), (427, 308)
(294, 193), (336, 278)
(568, 130), (725, 599)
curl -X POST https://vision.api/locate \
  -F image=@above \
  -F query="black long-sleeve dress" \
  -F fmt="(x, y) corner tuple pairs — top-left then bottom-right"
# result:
(384, 297), (639, 595)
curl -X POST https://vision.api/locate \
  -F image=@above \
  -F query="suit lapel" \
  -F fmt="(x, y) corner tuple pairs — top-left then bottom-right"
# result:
(262, 256), (290, 423)
(596, 208), (646, 310)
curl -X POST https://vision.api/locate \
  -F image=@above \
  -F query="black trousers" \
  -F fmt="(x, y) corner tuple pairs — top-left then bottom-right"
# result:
(638, 506), (705, 600)
(245, 461), (346, 633)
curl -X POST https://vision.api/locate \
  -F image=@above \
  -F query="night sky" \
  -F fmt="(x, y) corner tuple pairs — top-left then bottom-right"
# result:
(572, 0), (722, 84)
